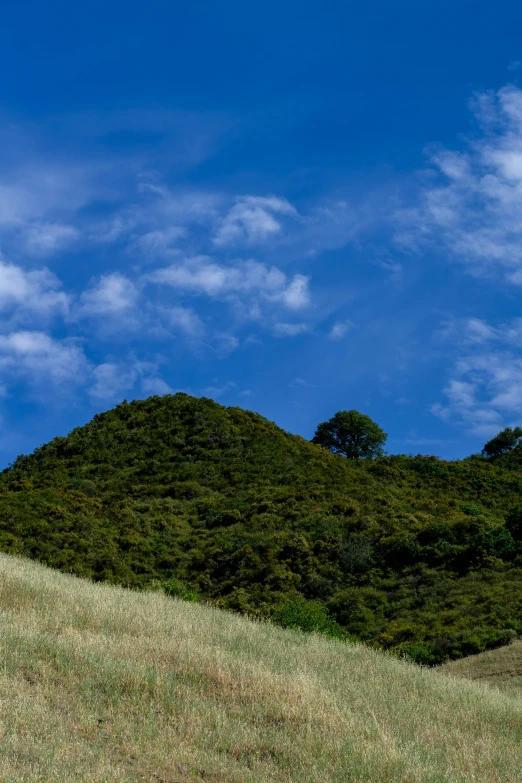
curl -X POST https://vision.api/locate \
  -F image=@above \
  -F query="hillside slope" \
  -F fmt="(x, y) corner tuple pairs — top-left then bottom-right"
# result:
(2, 392), (522, 663)
(1, 553), (521, 783)
(440, 641), (522, 699)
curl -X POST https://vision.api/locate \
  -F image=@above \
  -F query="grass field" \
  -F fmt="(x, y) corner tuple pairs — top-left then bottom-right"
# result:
(440, 640), (522, 700)
(1, 553), (521, 782)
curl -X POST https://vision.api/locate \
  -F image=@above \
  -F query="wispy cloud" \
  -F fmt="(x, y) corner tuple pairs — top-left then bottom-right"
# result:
(22, 222), (80, 256)
(167, 306), (205, 337)
(279, 274), (310, 308)
(0, 258), (69, 321)
(289, 377), (317, 388)
(127, 227), (185, 259)
(431, 317), (522, 436)
(80, 273), (138, 316)
(0, 165), (95, 226)
(273, 322), (309, 337)
(0, 118), (392, 413)
(212, 333), (240, 355)
(141, 375), (173, 395)
(201, 380), (237, 398)
(329, 320), (354, 339)
(213, 196), (299, 246)
(0, 331), (88, 386)
(396, 86), (522, 285)
(146, 256), (310, 314)
(88, 358), (172, 401)
(88, 362), (137, 401)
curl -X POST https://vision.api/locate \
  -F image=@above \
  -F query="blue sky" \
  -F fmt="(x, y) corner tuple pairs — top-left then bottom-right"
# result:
(2, 0), (522, 465)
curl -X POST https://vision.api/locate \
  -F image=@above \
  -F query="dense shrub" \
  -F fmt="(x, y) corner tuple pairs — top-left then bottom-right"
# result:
(270, 595), (350, 640)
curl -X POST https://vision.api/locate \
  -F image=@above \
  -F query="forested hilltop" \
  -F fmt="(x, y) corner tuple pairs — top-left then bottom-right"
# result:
(2, 392), (522, 664)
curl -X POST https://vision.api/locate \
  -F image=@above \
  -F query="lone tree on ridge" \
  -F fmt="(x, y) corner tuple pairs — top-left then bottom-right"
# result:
(312, 410), (387, 460)
(482, 426), (522, 459)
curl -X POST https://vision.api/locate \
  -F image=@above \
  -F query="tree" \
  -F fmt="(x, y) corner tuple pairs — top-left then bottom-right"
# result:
(312, 410), (387, 460)
(482, 427), (522, 459)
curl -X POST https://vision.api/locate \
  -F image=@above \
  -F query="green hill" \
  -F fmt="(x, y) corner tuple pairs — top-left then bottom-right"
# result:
(2, 392), (522, 664)
(1, 552), (521, 783)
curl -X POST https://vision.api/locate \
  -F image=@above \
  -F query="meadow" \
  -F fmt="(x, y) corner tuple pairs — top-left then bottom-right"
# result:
(1, 552), (521, 783)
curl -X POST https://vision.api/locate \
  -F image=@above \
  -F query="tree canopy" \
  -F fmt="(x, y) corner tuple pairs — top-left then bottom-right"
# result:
(482, 427), (522, 458)
(312, 409), (387, 460)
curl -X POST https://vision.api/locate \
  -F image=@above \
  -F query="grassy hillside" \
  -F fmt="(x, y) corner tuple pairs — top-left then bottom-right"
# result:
(440, 641), (522, 700)
(1, 553), (522, 783)
(2, 392), (522, 663)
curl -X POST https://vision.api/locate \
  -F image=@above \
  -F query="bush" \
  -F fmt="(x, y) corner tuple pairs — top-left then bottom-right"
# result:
(270, 596), (350, 640)
(163, 579), (200, 602)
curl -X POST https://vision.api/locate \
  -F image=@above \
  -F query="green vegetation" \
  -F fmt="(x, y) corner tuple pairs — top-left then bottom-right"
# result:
(482, 426), (522, 458)
(1, 553), (522, 783)
(2, 392), (522, 664)
(312, 409), (387, 460)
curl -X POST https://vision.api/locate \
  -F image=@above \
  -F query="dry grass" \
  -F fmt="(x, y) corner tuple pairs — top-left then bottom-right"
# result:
(0, 554), (521, 782)
(440, 640), (522, 700)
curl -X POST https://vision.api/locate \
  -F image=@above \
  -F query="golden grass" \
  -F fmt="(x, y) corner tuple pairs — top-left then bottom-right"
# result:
(0, 553), (521, 782)
(440, 640), (522, 700)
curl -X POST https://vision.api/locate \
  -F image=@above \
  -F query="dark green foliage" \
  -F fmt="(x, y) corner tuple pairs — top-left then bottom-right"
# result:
(482, 427), (522, 458)
(312, 410), (387, 460)
(270, 595), (350, 640)
(2, 392), (522, 665)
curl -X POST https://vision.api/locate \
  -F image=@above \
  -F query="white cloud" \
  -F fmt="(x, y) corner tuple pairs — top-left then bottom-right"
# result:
(141, 376), (173, 395)
(91, 215), (130, 244)
(23, 222), (79, 256)
(148, 255), (235, 296)
(431, 317), (522, 436)
(89, 362), (137, 401)
(213, 333), (240, 355)
(0, 161), (112, 263)
(168, 306), (204, 337)
(0, 331), (88, 385)
(396, 86), (522, 283)
(80, 273), (138, 316)
(0, 165), (95, 228)
(462, 317), (498, 344)
(128, 227), (185, 258)
(377, 258), (403, 282)
(213, 195), (298, 246)
(273, 322), (309, 337)
(146, 256), (310, 312)
(88, 358), (172, 401)
(137, 182), (220, 223)
(278, 274), (310, 309)
(0, 145), (378, 410)
(0, 132), (381, 412)
(0, 258), (69, 319)
(330, 320), (354, 339)
(442, 316), (522, 348)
